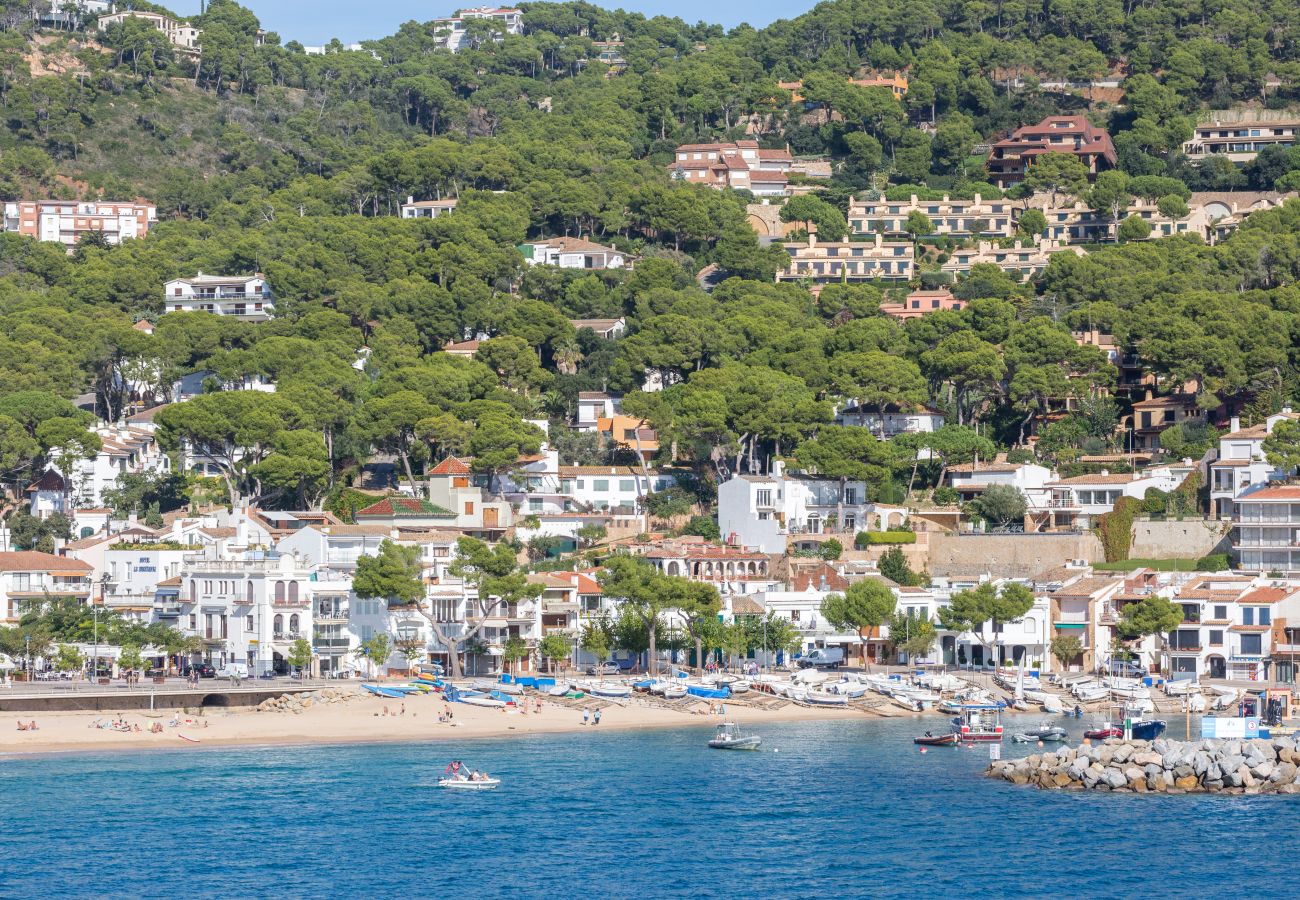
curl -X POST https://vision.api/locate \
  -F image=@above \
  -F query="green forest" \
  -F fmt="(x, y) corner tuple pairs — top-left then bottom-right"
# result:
(3, 0), (1300, 515)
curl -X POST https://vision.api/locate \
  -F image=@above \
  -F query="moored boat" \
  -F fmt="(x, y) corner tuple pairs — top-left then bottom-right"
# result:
(913, 731), (960, 746)
(707, 721), (762, 750)
(954, 704), (1003, 742)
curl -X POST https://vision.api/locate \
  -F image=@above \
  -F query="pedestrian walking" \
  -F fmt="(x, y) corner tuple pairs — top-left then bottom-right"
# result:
(594, 708), (602, 726)
(583, 707), (590, 726)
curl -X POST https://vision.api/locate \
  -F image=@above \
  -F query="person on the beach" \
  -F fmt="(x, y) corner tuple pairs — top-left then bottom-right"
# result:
(583, 708), (590, 725)
(594, 709), (601, 725)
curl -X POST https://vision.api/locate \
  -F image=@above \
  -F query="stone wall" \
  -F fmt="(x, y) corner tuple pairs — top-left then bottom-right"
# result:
(1129, 518), (1233, 560)
(927, 532), (1104, 577)
(989, 736), (1300, 794)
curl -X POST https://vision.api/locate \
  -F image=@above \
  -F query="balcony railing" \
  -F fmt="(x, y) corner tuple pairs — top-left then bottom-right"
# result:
(273, 631), (306, 642)
(313, 637), (351, 649)
(1168, 644), (1202, 653)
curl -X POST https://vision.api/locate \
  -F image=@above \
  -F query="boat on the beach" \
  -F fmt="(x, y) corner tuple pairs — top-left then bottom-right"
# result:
(362, 683), (407, 699)
(460, 695), (508, 708)
(438, 775), (501, 790)
(1073, 684), (1110, 703)
(546, 685), (570, 697)
(662, 683), (688, 699)
(913, 731), (960, 746)
(1163, 679), (1201, 696)
(707, 721), (762, 750)
(686, 684), (730, 700)
(806, 690), (849, 707)
(588, 682), (632, 699)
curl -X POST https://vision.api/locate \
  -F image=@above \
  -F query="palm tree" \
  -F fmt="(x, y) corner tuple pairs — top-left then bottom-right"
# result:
(553, 338), (583, 376)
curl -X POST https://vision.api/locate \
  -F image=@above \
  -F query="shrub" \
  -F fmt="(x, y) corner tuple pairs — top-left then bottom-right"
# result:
(819, 538), (843, 561)
(932, 486), (959, 506)
(1005, 448), (1035, 464)
(1195, 552), (1230, 571)
(855, 530), (917, 547)
(1097, 496), (1139, 562)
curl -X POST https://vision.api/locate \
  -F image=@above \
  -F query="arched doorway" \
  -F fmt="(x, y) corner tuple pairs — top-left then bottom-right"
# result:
(1207, 655), (1227, 679)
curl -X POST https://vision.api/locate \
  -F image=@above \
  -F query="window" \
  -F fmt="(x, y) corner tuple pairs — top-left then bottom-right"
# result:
(593, 480), (609, 492)
(289, 614), (299, 634)
(246, 615), (254, 631)
(790, 610), (800, 622)
(1259, 607), (1271, 625)
(1209, 629), (1224, 646)
(274, 581), (285, 602)
(1214, 605), (1228, 620)
(1241, 634), (1263, 655)
(844, 487), (858, 504)
(274, 614), (283, 634)
(288, 582), (299, 603)
(619, 479), (635, 492)
(464, 502), (474, 514)
(1243, 607), (1254, 626)
(189, 614), (197, 630)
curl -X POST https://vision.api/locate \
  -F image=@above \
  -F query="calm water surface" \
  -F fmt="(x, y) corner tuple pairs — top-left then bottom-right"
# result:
(0, 715), (1290, 897)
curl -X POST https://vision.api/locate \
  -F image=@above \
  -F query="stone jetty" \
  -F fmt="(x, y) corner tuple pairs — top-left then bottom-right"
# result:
(988, 736), (1300, 794)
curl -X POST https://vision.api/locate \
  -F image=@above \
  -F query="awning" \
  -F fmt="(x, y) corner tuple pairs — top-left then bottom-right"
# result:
(1054, 623), (1086, 628)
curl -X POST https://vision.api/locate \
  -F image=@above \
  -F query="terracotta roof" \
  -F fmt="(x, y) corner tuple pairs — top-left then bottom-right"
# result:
(947, 462), (1024, 474)
(1230, 624), (1271, 632)
(790, 567), (849, 592)
(132, 320), (154, 331)
(199, 527), (236, 539)
(392, 528), (461, 543)
(443, 339), (480, 353)
(26, 469), (66, 492)
(1239, 587), (1290, 604)
(156, 575), (182, 587)
(318, 524), (395, 536)
(356, 497), (454, 518)
(559, 466), (644, 477)
(429, 456), (472, 476)
(128, 405), (169, 423)
(1051, 576), (1121, 597)
(1240, 486), (1300, 501)
(1131, 394), (1198, 409)
(0, 551), (91, 572)
(528, 236), (620, 254)
(1048, 473), (1142, 486)
(578, 391), (614, 400)
(731, 596), (765, 615)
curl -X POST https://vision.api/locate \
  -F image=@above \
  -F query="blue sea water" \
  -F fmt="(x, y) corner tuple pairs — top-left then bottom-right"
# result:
(0, 715), (1291, 898)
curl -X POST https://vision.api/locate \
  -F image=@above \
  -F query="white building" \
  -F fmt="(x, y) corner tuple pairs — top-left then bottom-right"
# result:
(67, 424), (171, 509)
(836, 402), (946, 437)
(718, 461), (908, 554)
(97, 10), (202, 54)
(400, 196), (458, 219)
(1235, 485), (1300, 572)
(849, 193), (1019, 238)
(946, 461), (1056, 508)
(1163, 575), (1278, 681)
(431, 7), (523, 52)
(1210, 411), (1298, 518)
(164, 273), (274, 321)
(0, 551), (93, 624)
(575, 391), (619, 432)
(1040, 466), (1189, 530)
(521, 237), (629, 270)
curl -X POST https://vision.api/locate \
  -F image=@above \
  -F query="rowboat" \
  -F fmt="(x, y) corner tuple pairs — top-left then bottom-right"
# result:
(806, 690), (849, 707)
(662, 684), (688, 699)
(1163, 679), (1200, 696)
(460, 695), (508, 708)
(913, 731), (960, 746)
(362, 683), (407, 699)
(707, 722), (762, 750)
(438, 776), (500, 790)
(588, 683), (632, 699)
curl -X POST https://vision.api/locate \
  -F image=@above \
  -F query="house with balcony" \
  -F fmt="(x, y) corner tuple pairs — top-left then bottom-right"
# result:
(848, 193), (1018, 239)
(568, 318), (626, 340)
(836, 401), (946, 436)
(1130, 392), (1204, 451)
(310, 573), (354, 676)
(0, 552), (93, 624)
(635, 539), (777, 595)
(521, 237), (630, 270)
(719, 461), (906, 554)
(164, 273), (275, 322)
(1037, 467), (1189, 531)
(65, 424), (171, 510)
(575, 391), (619, 431)
(777, 231), (915, 283)
(1161, 576), (1281, 680)
(1234, 485), (1300, 572)
(946, 460), (1056, 508)
(176, 551), (319, 675)
(986, 115), (1117, 188)
(3, 200), (157, 248)
(1267, 587), (1300, 685)
(26, 469), (71, 520)
(1040, 572), (1125, 671)
(668, 141), (792, 197)
(877, 289), (965, 321)
(425, 457), (514, 536)
(431, 6), (523, 52)
(1183, 115), (1300, 163)
(1210, 411), (1299, 518)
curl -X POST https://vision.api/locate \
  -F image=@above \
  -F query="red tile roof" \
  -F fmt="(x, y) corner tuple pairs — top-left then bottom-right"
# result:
(1240, 486), (1300, 501)
(0, 551), (91, 572)
(430, 456), (471, 476)
(1239, 587), (1291, 604)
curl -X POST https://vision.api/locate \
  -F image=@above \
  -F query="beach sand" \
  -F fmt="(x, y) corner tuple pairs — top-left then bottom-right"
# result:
(1, 690), (888, 756)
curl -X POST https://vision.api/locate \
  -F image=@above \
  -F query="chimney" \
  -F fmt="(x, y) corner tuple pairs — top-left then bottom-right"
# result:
(1230, 416), (1241, 433)
(807, 223), (817, 249)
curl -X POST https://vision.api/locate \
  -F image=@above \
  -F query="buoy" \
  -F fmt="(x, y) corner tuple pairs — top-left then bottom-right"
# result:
(1037, 740), (1045, 747)
(919, 747), (928, 754)
(773, 748), (779, 753)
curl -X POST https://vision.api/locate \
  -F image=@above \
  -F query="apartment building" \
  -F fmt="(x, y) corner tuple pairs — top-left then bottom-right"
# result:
(0, 552), (93, 624)
(1039, 467), (1189, 530)
(1183, 116), (1300, 163)
(777, 232), (915, 283)
(64, 424), (171, 509)
(97, 10), (202, 54)
(638, 539), (777, 594)
(425, 457), (514, 535)
(1041, 572), (1125, 672)
(3, 200), (156, 248)
(986, 115), (1117, 188)
(400, 196), (458, 219)
(849, 193), (1018, 238)
(834, 401), (945, 437)
(1130, 393), (1203, 451)
(940, 237), (1081, 282)
(1160, 576), (1279, 680)
(521, 237), (630, 269)
(668, 141), (792, 197)
(164, 273), (275, 321)
(1235, 485), (1300, 572)
(431, 7), (523, 52)
(1210, 412), (1299, 518)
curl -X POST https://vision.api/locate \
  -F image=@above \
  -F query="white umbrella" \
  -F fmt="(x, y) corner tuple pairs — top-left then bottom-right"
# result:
(0, 654), (16, 670)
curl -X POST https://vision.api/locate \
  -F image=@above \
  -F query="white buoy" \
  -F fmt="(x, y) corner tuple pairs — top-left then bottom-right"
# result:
(920, 747), (928, 754)
(773, 748), (779, 753)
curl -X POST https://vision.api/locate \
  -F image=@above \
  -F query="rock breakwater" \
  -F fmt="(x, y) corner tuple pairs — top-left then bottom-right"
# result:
(988, 736), (1300, 794)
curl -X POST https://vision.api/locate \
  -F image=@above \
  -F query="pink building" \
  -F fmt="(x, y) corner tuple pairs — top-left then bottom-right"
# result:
(879, 288), (964, 320)
(3, 200), (157, 248)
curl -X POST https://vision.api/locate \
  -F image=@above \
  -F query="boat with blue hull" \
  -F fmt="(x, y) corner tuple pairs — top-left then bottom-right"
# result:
(362, 684), (407, 699)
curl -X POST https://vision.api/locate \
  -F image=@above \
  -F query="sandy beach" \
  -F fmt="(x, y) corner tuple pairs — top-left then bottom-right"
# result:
(1, 689), (884, 756)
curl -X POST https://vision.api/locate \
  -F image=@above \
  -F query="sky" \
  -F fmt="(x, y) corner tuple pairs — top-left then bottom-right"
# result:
(169, 0), (804, 46)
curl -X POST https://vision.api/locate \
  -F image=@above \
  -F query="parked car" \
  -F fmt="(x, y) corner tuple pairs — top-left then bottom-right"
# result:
(797, 648), (845, 669)
(181, 662), (217, 679)
(1107, 659), (1145, 678)
(219, 663), (249, 680)
(585, 662), (620, 675)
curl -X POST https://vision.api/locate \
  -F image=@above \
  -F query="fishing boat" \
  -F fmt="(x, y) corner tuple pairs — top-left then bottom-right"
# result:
(588, 683), (632, 699)
(362, 683), (407, 699)
(686, 684), (731, 700)
(954, 704), (1004, 742)
(707, 721), (762, 750)
(438, 775), (501, 790)
(823, 680), (867, 699)
(913, 731), (960, 746)
(1163, 679), (1201, 696)
(1073, 684), (1110, 703)
(663, 683), (688, 699)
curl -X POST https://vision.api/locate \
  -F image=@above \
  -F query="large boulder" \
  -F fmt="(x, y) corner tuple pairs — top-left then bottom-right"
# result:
(1103, 768), (1128, 789)
(1174, 774), (1200, 791)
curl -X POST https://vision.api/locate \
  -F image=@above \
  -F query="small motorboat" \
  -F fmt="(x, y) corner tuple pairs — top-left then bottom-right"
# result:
(589, 683), (632, 699)
(913, 731), (960, 746)
(1073, 685), (1110, 703)
(438, 775), (501, 790)
(1083, 725), (1122, 740)
(662, 684), (688, 699)
(1014, 722), (1069, 742)
(708, 722), (762, 750)
(806, 690), (849, 707)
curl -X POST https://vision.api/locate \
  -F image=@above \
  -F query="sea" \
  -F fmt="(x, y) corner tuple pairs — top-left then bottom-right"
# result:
(0, 715), (1291, 898)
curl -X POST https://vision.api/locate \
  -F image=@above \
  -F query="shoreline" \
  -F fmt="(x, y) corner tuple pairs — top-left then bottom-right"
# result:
(0, 692), (892, 759)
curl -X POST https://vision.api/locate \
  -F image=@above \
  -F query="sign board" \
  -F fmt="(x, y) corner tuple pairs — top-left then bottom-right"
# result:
(1200, 716), (1259, 740)
(989, 744), (1001, 761)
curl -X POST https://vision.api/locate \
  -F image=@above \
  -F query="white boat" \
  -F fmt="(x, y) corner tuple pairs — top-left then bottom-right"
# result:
(663, 684), (688, 699)
(1039, 694), (1065, 714)
(460, 696), (508, 708)
(806, 690), (849, 707)
(494, 681), (526, 695)
(438, 776), (501, 790)
(1109, 685), (1152, 701)
(1187, 693), (1208, 712)
(1162, 679), (1200, 696)
(728, 681), (751, 695)
(823, 680), (867, 699)
(546, 685), (570, 697)
(791, 668), (829, 685)
(588, 682), (632, 698)
(1212, 687), (1238, 710)
(1073, 685), (1110, 703)
(1124, 697), (1155, 715)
